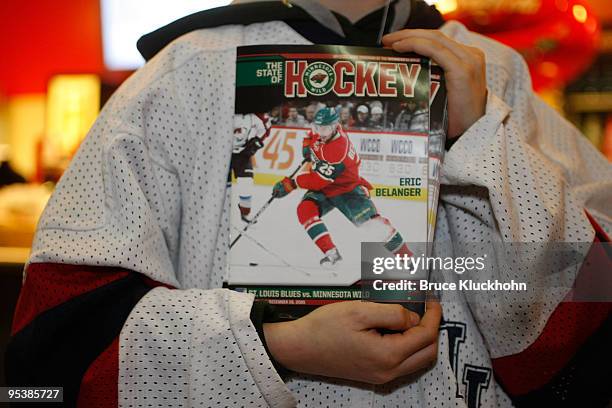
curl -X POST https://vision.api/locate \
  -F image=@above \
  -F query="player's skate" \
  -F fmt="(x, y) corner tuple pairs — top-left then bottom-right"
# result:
(238, 204), (255, 224)
(320, 248), (342, 268)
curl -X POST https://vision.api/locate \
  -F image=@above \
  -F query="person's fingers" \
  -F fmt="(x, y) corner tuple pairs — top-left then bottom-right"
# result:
(422, 301), (443, 328)
(391, 342), (438, 378)
(385, 323), (438, 361)
(383, 29), (472, 61)
(353, 302), (441, 383)
(381, 28), (421, 46)
(389, 37), (472, 81)
(380, 301), (442, 360)
(351, 302), (420, 331)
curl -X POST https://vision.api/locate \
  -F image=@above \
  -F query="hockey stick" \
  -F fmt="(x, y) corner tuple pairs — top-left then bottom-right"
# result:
(230, 158), (307, 248)
(231, 225), (312, 276)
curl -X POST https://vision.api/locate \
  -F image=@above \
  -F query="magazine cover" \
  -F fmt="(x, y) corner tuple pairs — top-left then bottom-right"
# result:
(427, 65), (448, 244)
(226, 45), (431, 317)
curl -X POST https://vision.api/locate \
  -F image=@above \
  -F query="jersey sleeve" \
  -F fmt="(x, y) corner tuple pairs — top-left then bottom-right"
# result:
(120, 287), (295, 407)
(253, 113), (271, 139)
(6, 263), (165, 408)
(439, 21), (612, 405)
(244, 114), (265, 141)
(7, 263), (294, 408)
(7, 41), (295, 407)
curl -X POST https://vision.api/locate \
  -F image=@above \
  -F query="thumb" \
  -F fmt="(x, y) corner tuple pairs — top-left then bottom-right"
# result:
(354, 302), (420, 331)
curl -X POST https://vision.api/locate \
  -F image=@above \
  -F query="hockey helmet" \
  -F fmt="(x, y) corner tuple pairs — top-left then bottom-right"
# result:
(312, 107), (339, 141)
(313, 107), (339, 126)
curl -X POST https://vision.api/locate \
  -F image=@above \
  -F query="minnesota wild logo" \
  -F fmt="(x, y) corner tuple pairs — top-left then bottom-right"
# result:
(303, 62), (336, 96)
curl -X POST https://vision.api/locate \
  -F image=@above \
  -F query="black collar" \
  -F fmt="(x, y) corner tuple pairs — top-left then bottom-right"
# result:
(137, 0), (444, 61)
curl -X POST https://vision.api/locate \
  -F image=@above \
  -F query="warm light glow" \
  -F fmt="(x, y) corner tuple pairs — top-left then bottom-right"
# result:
(537, 88), (564, 113)
(7, 94), (46, 179)
(46, 75), (100, 157)
(0, 97), (8, 146)
(572, 4), (588, 23)
(445, 0), (540, 14)
(539, 61), (560, 78)
(424, 0), (458, 14)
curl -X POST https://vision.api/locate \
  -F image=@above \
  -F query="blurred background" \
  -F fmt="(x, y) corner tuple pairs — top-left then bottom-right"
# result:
(0, 0), (610, 387)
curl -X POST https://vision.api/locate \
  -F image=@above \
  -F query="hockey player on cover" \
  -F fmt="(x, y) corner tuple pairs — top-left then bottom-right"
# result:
(231, 113), (271, 222)
(272, 107), (412, 267)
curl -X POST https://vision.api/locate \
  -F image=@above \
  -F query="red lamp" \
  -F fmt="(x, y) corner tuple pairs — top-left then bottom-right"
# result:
(447, 0), (601, 91)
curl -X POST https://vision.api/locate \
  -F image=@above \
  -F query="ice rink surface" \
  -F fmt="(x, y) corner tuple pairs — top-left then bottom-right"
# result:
(229, 184), (427, 285)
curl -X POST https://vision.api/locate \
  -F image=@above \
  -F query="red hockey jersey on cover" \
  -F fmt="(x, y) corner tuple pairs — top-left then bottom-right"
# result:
(295, 127), (370, 197)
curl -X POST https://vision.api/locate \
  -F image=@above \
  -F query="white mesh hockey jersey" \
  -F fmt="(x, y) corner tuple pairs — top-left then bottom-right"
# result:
(23, 19), (612, 408)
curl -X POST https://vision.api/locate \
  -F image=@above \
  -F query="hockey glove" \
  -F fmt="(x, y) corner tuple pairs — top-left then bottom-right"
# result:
(243, 136), (264, 157)
(302, 134), (314, 161)
(302, 146), (312, 161)
(272, 177), (297, 198)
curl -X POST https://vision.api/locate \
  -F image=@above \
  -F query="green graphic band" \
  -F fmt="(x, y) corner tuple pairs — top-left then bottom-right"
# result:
(306, 221), (329, 242)
(384, 231), (405, 253)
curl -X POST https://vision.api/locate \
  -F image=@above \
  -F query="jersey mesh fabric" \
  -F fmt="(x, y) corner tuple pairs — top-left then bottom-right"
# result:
(438, 22), (610, 360)
(27, 20), (611, 407)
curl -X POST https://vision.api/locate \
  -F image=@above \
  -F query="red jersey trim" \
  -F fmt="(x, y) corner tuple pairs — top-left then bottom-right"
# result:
(77, 337), (119, 408)
(9, 263), (173, 407)
(12, 263), (129, 335)
(491, 213), (611, 396)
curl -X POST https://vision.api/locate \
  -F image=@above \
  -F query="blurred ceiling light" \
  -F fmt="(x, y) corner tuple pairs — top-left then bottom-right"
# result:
(539, 61), (559, 78)
(572, 4), (588, 23)
(424, 0), (458, 14)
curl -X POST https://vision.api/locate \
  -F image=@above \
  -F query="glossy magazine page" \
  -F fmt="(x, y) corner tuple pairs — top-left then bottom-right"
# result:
(226, 45), (434, 317)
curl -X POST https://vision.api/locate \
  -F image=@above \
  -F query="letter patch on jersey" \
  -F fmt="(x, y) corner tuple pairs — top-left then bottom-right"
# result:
(440, 319), (492, 408)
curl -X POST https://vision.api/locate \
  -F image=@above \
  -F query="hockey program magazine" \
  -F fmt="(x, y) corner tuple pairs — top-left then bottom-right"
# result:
(226, 45), (442, 319)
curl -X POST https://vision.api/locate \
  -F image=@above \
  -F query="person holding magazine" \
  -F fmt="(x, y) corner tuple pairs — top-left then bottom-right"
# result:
(6, 1), (611, 408)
